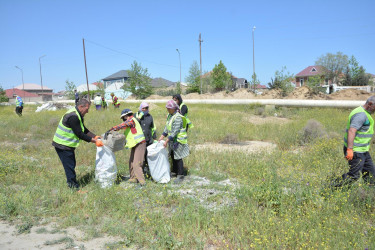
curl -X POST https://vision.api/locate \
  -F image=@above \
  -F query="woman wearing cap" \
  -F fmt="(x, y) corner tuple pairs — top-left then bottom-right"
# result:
(135, 102), (156, 177)
(108, 108), (146, 186)
(158, 100), (189, 184)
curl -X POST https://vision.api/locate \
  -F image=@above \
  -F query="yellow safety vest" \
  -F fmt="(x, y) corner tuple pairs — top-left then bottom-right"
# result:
(53, 108), (84, 148)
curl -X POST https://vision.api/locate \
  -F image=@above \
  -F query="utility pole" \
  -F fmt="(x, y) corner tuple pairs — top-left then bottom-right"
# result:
(176, 49), (181, 92)
(82, 38), (90, 100)
(199, 33), (203, 94)
(39, 55), (46, 100)
(252, 26), (256, 92)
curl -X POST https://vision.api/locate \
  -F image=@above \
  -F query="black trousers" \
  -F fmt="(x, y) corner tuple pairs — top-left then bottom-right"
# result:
(55, 147), (79, 189)
(341, 146), (375, 185)
(171, 151), (184, 176)
(15, 106), (23, 116)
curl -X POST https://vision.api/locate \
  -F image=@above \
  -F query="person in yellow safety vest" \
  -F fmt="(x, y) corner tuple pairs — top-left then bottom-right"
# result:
(107, 109), (146, 187)
(93, 93), (102, 110)
(135, 102), (157, 178)
(159, 100), (189, 184)
(102, 97), (107, 110)
(337, 95), (375, 187)
(110, 93), (120, 108)
(15, 95), (23, 116)
(52, 98), (104, 191)
(173, 94), (194, 131)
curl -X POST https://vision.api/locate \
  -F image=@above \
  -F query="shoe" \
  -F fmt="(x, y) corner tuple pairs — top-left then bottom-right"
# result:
(174, 175), (184, 184)
(171, 172), (177, 178)
(128, 178), (138, 183)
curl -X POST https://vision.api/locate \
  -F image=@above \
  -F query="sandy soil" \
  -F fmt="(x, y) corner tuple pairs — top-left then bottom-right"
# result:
(193, 141), (277, 153)
(0, 220), (122, 250)
(138, 86), (371, 101)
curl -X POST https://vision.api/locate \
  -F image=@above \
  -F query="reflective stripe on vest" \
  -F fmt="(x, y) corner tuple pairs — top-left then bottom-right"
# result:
(53, 108), (84, 148)
(180, 102), (194, 128)
(166, 113), (188, 144)
(344, 106), (374, 152)
(124, 117), (145, 148)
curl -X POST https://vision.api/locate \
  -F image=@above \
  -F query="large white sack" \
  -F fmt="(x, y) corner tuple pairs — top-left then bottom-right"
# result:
(147, 141), (170, 183)
(95, 145), (118, 188)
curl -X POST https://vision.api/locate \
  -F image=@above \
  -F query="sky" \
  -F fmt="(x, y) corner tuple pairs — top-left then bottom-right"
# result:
(1, 0), (375, 92)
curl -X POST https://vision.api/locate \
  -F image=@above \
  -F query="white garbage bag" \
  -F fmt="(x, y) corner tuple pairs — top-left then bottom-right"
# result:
(95, 145), (118, 188)
(147, 141), (170, 183)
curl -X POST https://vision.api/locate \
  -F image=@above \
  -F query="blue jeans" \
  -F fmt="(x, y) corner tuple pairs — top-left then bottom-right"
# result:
(55, 147), (79, 189)
(342, 146), (375, 185)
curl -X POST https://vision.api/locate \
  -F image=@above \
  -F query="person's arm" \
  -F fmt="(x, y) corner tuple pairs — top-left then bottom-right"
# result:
(67, 116), (95, 143)
(110, 119), (135, 131)
(346, 127), (357, 149)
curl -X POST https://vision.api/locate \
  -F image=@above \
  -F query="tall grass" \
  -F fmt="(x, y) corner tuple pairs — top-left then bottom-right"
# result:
(0, 103), (374, 248)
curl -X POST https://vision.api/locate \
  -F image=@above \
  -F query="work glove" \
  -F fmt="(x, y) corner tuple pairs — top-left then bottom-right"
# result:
(345, 148), (353, 161)
(104, 130), (111, 140)
(94, 135), (101, 140)
(95, 139), (104, 147)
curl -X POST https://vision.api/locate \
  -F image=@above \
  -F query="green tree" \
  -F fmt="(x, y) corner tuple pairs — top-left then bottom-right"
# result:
(0, 85), (9, 102)
(352, 66), (369, 86)
(315, 52), (349, 84)
(249, 73), (260, 93)
(123, 61), (153, 99)
(268, 66), (294, 96)
(65, 80), (76, 100)
(211, 60), (231, 91)
(185, 61), (201, 93)
(306, 75), (324, 94)
(342, 56), (369, 86)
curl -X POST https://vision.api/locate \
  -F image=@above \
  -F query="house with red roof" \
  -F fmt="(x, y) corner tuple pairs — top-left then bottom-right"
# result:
(14, 83), (53, 101)
(295, 66), (330, 87)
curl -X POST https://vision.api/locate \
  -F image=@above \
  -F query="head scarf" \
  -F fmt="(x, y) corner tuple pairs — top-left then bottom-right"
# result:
(139, 102), (149, 111)
(166, 100), (180, 112)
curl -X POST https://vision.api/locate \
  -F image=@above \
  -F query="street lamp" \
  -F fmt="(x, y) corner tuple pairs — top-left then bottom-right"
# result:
(252, 26), (256, 92)
(15, 66), (24, 98)
(39, 55), (46, 99)
(176, 49), (181, 85)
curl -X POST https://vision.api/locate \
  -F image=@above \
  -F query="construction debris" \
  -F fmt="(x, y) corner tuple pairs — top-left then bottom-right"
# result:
(35, 103), (73, 112)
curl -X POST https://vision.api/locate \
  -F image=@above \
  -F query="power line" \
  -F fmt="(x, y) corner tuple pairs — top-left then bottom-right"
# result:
(84, 39), (178, 69)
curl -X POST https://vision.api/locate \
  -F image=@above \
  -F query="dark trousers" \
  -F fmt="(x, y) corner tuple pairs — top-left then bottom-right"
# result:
(55, 147), (79, 189)
(341, 146), (375, 185)
(15, 106), (23, 116)
(171, 151), (184, 176)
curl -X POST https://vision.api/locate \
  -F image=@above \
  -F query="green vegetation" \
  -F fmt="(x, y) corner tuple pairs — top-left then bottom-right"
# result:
(0, 85), (9, 102)
(123, 60), (153, 99)
(185, 60), (201, 94)
(0, 104), (374, 248)
(212, 60), (231, 91)
(64, 80), (76, 100)
(268, 66), (294, 96)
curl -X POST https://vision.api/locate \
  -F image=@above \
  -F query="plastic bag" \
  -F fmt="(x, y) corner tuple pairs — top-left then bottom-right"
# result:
(95, 145), (118, 188)
(101, 131), (126, 152)
(147, 141), (170, 183)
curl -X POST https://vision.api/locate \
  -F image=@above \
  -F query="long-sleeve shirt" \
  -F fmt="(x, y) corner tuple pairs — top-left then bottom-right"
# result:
(52, 109), (93, 151)
(162, 112), (189, 160)
(110, 117), (135, 131)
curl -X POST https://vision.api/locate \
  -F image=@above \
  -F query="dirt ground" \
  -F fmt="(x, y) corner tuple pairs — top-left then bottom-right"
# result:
(0, 220), (122, 250)
(139, 86), (372, 101)
(193, 141), (277, 154)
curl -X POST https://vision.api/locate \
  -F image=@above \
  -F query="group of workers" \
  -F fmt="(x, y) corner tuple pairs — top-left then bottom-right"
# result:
(51, 89), (375, 191)
(53, 93), (193, 190)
